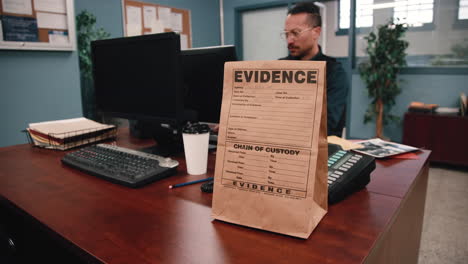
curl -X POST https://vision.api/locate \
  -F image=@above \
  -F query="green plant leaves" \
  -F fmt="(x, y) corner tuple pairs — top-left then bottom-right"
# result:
(76, 10), (111, 79)
(358, 19), (408, 125)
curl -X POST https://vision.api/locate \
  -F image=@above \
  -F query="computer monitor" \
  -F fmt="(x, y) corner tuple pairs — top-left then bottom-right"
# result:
(180, 45), (237, 124)
(91, 32), (186, 155)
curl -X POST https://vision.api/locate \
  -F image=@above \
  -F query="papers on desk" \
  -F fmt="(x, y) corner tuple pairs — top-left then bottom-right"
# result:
(435, 107), (459, 115)
(353, 138), (418, 158)
(327, 136), (363, 150)
(26, 117), (117, 150)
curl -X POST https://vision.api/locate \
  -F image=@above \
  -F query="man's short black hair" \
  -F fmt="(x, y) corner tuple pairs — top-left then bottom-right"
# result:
(288, 1), (322, 27)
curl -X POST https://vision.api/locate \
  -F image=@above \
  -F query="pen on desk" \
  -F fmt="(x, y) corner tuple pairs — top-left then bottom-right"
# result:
(169, 177), (214, 189)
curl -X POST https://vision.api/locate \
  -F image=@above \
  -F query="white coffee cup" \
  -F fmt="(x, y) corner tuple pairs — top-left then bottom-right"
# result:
(182, 123), (210, 175)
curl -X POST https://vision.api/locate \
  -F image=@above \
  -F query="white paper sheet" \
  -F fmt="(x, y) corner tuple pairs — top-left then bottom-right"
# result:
(143, 6), (157, 28)
(171, 12), (183, 32)
(36, 12), (67, 29)
(0, 21), (3, 41)
(180, 34), (188, 50)
(33, 0), (66, 13)
(126, 5), (142, 36)
(48, 30), (68, 44)
(2, 0), (33, 15)
(150, 20), (164, 33)
(157, 7), (171, 29)
(127, 24), (141, 36)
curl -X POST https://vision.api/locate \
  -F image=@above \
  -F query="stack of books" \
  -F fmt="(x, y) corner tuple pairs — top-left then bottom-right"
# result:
(27, 117), (117, 150)
(407, 101), (438, 113)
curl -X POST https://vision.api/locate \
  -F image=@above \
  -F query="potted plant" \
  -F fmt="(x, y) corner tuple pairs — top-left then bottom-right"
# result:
(359, 20), (409, 139)
(76, 10), (110, 120)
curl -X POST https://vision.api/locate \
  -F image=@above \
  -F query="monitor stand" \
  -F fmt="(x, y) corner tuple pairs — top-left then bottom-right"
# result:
(131, 120), (183, 157)
(140, 139), (183, 158)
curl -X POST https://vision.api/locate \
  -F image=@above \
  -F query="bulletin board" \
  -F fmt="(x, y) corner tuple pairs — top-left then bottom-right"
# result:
(0, 0), (76, 51)
(122, 0), (191, 49)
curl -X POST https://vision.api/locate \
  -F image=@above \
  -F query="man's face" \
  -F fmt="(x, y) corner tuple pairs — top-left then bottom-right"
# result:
(284, 13), (321, 60)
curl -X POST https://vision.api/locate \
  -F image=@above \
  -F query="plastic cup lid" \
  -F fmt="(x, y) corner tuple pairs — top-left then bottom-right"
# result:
(182, 122), (210, 134)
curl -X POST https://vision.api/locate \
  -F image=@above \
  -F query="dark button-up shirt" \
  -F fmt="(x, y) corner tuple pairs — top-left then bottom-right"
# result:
(280, 47), (349, 136)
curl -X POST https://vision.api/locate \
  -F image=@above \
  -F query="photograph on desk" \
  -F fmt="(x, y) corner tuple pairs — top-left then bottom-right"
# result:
(353, 138), (419, 158)
(26, 117), (117, 150)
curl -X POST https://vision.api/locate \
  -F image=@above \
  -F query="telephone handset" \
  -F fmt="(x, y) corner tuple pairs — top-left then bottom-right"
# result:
(327, 143), (376, 204)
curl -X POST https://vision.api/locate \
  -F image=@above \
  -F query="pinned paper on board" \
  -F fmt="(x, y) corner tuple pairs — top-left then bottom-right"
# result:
(126, 5), (142, 36)
(122, 1), (191, 48)
(126, 24), (141, 36)
(171, 12), (183, 32)
(143, 5), (157, 28)
(150, 20), (164, 34)
(1, 15), (38, 42)
(33, 0), (67, 13)
(48, 30), (68, 44)
(0, 21), (3, 41)
(180, 34), (188, 50)
(36, 12), (67, 30)
(0, 0), (76, 51)
(157, 7), (171, 29)
(2, 0), (33, 15)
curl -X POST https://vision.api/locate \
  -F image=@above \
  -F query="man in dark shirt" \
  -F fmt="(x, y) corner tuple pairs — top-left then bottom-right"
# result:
(279, 1), (348, 137)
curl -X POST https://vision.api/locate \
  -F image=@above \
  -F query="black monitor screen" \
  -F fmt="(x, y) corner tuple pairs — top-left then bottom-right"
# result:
(181, 45), (237, 123)
(91, 32), (183, 125)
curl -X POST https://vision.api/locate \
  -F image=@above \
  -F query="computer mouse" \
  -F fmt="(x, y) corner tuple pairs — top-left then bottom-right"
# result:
(158, 158), (178, 168)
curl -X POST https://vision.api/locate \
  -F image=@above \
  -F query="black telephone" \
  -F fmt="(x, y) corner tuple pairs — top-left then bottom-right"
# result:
(327, 143), (376, 204)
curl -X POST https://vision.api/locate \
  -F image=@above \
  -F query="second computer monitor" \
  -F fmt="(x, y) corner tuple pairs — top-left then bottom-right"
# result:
(181, 45), (237, 124)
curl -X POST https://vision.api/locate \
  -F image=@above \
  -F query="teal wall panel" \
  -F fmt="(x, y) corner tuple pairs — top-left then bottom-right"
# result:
(1, 0), (466, 147)
(0, 48), (82, 147)
(224, 0), (468, 143)
(0, 0), (220, 147)
(75, 0), (221, 46)
(349, 73), (468, 142)
(223, 0), (292, 46)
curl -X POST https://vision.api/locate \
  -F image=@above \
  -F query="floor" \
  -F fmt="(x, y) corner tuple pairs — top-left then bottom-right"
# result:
(418, 165), (468, 264)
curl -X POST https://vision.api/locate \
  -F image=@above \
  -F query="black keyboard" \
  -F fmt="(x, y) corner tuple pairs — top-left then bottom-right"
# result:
(61, 144), (179, 188)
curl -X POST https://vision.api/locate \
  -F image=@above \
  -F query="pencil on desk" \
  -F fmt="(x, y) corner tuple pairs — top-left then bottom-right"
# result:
(169, 177), (214, 189)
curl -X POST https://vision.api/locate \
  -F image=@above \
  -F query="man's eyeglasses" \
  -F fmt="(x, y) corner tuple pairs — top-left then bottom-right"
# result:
(280, 27), (313, 40)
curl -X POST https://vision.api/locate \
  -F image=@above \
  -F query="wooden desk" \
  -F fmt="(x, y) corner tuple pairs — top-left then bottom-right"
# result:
(0, 129), (430, 264)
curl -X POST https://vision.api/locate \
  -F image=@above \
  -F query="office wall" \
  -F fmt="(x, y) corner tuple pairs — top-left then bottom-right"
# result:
(76, 0), (221, 47)
(0, 0), (221, 147)
(0, 42), (82, 148)
(223, 0), (293, 46)
(224, 0), (467, 142)
(349, 73), (468, 142)
(1, 0), (466, 147)
(325, 0), (468, 58)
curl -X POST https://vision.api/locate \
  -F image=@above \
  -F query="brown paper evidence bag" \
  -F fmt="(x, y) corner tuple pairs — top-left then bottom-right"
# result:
(212, 60), (328, 239)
